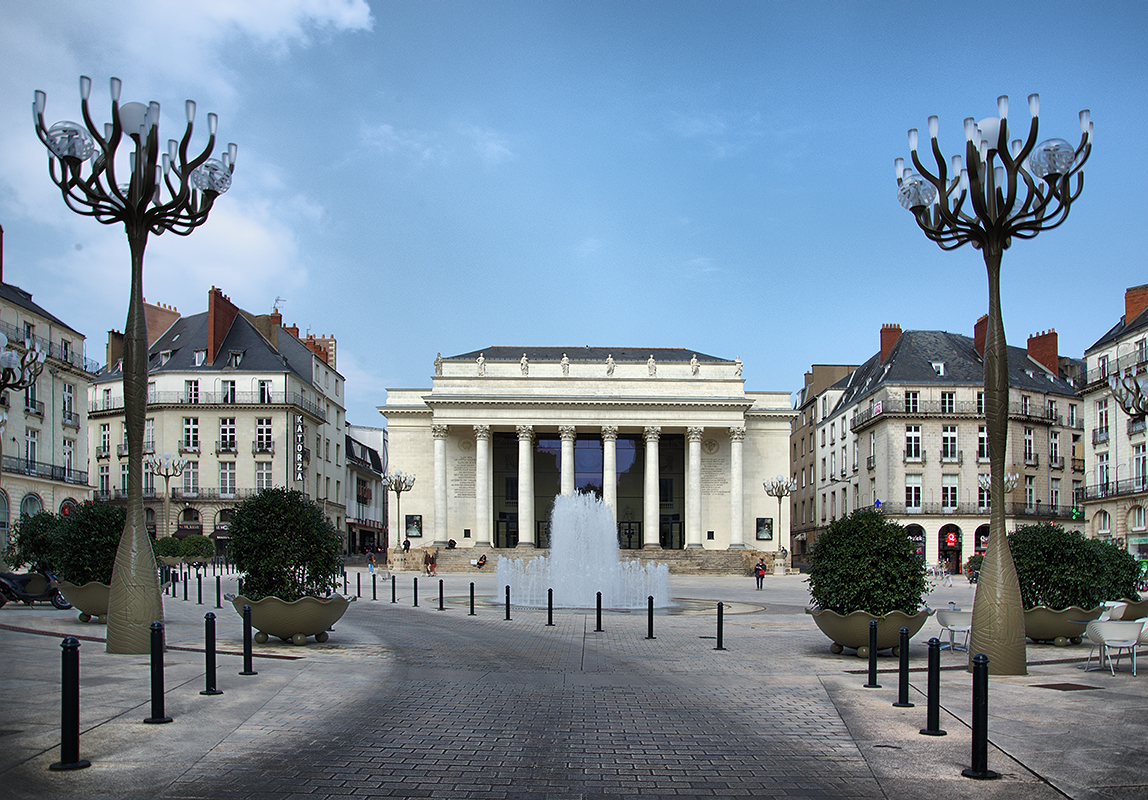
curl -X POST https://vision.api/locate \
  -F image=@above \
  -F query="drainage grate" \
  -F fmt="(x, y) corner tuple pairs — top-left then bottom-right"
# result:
(1029, 683), (1102, 691)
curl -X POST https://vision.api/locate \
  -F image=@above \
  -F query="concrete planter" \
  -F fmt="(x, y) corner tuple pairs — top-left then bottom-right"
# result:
(806, 607), (932, 657)
(1024, 606), (1103, 645)
(231, 594), (350, 645)
(58, 581), (111, 623)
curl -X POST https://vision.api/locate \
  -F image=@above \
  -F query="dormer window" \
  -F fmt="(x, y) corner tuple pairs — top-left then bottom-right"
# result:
(226, 350), (243, 368)
(160, 350), (172, 366)
(194, 350), (206, 366)
(931, 361), (946, 376)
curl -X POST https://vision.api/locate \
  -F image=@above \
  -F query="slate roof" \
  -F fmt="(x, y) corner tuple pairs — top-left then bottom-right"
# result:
(346, 434), (384, 474)
(447, 346), (729, 363)
(1085, 304), (1148, 354)
(0, 282), (83, 336)
(829, 329), (1080, 416)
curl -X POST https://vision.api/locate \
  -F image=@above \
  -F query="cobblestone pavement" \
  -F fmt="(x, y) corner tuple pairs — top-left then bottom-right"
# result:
(2, 569), (1145, 799)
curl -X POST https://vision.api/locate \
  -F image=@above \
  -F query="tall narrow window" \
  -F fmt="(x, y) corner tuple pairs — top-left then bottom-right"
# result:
(905, 391), (919, 414)
(183, 417), (199, 450)
(256, 462), (274, 490)
(978, 425), (989, 461)
(259, 380), (273, 403)
(942, 425), (959, 461)
(1050, 478), (1060, 510)
(905, 425), (922, 461)
(1024, 428), (1035, 463)
(221, 380), (236, 404)
(185, 380), (200, 404)
(941, 391), (955, 414)
(219, 462), (236, 498)
(905, 475), (922, 510)
(942, 475), (958, 510)
(183, 461), (199, 495)
(219, 418), (236, 451)
(256, 418), (273, 452)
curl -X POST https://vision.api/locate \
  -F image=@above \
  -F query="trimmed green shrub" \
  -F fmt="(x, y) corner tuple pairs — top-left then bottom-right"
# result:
(180, 534), (215, 563)
(52, 504), (125, 585)
(228, 488), (342, 602)
(1010, 522), (1140, 609)
(5, 512), (59, 570)
(153, 536), (183, 558)
(806, 507), (928, 615)
(965, 553), (984, 576)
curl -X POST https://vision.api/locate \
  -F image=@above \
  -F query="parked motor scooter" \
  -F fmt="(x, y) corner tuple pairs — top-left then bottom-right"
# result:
(0, 566), (72, 609)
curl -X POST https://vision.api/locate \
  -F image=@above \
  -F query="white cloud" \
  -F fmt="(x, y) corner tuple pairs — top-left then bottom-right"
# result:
(461, 125), (515, 167)
(361, 123), (447, 165)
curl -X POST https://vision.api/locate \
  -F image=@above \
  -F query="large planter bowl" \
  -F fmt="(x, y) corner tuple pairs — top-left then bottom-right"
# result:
(806, 608), (932, 657)
(57, 581), (111, 623)
(1116, 598), (1148, 620)
(1024, 606), (1104, 645)
(231, 594), (350, 645)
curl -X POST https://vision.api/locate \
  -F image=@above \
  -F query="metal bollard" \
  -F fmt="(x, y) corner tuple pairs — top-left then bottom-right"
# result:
(438, 579), (445, 611)
(646, 595), (655, 640)
(469, 581), (475, 616)
(962, 653), (999, 779)
(197, 574), (203, 605)
(920, 638), (946, 736)
(143, 621), (173, 723)
(546, 588), (554, 626)
(392, 574), (397, 603)
(505, 585), (511, 620)
(893, 626), (914, 707)
(201, 613), (223, 696)
(414, 577), (419, 607)
(863, 619), (881, 688)
(239, 605), (258, 676)
(357, 572), (361, 598)
(715, 602), (726, 650)
(183, 575), (188, 602)
(372, 573), (377, 601)
(343, 572), (348, 595)
(595, 592), (603, 632)
(49, 637), (90, 770)
(215, 575), (221, 609)
(237, 577), (244, 596)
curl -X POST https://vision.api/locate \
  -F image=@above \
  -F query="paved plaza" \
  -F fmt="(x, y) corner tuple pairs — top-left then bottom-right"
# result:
(1, 567), (1147, 799)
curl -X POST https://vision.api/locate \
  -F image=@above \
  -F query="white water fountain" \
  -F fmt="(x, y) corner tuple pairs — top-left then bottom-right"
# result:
(496, 491), (672, 609)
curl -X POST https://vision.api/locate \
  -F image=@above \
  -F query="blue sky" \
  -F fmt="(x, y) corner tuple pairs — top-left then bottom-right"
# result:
(1, 1), (1145, 426)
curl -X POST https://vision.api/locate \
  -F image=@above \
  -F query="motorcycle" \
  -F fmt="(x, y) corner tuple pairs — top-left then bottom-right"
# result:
(0, 566), (72, 610)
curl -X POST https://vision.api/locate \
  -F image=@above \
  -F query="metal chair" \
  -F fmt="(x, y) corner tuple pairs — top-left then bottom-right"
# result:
(936, 610), (972, 652)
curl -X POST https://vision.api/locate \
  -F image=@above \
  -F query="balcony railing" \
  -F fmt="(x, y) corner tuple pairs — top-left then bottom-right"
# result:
(96, 446), (111, 460)
(939, 449), (963, 464)
(1130, 418), (1147, 436)
(903, 449), (925, 464)
(1079, 352), (1148, 387)
(92, 390), (327, 421)
(170, 487), (262, 501)
(215, 439), (238, 455)
(252, 440), (275, 455)
(2, 455), (88, 486)
(178, 442), (201, 455)
(1049, 455), (1065, 470)
(1093, 429), (1110, 446)
(143, 439), (155, 454)
(1072, 457), (1085, 472)
(117, 443), (130, 458)
(0, 318), (100, 373)
(876, 500), (1077, 518)
(24, 398), (44, 417)
(866, 455), (875, 470)
(1079, 479), (1148, 501)
(94, 487), (159, 502)
(1023, 452), (1040, 467)
(62, 410), (79, 428)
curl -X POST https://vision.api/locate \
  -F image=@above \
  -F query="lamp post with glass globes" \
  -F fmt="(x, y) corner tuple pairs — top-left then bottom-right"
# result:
(895, 94), (1091, 675)
(383, 470), (416, 546)
(143, 452), (188, 540)
(34, 76), (235, 654)
(0, 333), (47, 569)
(763, 475), (797, 574)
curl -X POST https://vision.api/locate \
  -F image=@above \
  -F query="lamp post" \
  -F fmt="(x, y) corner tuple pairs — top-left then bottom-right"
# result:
(34, 76), (235, 654)
(0, 333), (47, 569)
(144, 452), (188, 539)
(896, 94), (1091, 674)
(384, 470), (416, 543)
(1109, 371), (1148, 422)
(763, 475), (796, 572)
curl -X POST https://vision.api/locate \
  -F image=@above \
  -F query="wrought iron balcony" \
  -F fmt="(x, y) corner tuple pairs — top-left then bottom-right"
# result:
(252, 440), (275, 455)
(2, 455), (88, 486)
(1049, 455), (1065, 470)
(24, 398), (44, 417)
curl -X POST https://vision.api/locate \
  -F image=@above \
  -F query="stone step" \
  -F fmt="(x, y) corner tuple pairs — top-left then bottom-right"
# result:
(393, 547), (792, 576)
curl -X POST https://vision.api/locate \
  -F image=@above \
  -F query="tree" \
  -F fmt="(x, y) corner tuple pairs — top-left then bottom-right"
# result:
(1010, 522), (1139, 610)
(52, 504), (126, 586)
(229, 488), (342, 602)
(4, 512), (59, 570)
(807, 507), (928, 616)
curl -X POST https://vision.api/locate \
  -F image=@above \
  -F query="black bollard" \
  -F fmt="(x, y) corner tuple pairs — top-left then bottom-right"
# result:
(239, 605), (257, 676)
(343, 572), (348, 595)
(962, 653), (999, 779)
(546, 588), (554, 626)
(215, 575), (221, 609)
(49, 637), (90, 770)
(505, 585), (511, 620)
(438, 579), (445, 611)
(595, 592), (603, 632)
(414, 577), (419, 607)
(201, 613), (223, 696)
(143, 621), (173, 723)
(392, 574), (397, 603)
(715, 602), (726, 650)
(469, 581), (475, 616)
(237, 577), (244, 596)
(863, 619), (881, 688)
(893, 626), (914, 707)
(197, 574), (203, 605)
(183, 575), (188, 602)
(646, 595), (655, 640)
(920, 638), (946, 736)
(170, 571), (176, 597)
(357, 572), (361, 598)
(372, 573), (377, 601)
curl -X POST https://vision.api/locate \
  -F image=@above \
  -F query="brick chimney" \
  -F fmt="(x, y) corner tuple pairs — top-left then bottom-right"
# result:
(1027, 329), (1059, 374)
(106, 329), (124, 369)
(207, 286), (240, 365)
(1126, 284), (1148, 324)
(880, 324), (902, 363)
(973, 315), (988, 358)
(143, 299), (180, 347)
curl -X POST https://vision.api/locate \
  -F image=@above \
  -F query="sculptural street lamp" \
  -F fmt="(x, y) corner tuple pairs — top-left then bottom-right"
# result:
(896, 94), (1091, 674)
(384, 470), (416, 544)
(144, 452), (188, 539)
(763, 475), (796, 567)
(0, 333), (47, 568)
(34, 76), (235, 654)
(1109, 371), (1148, 422)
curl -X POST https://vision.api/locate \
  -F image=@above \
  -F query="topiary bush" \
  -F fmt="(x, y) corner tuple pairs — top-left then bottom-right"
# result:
(965, 553), (984, 576)
(1010, 522), (1140, 610)
(153, 536), (183, 559)
(807, 507), (928, 615)
(52, 504), (125, 586)
(180, 533), (215, 563)
(228, 488), (342, 602)
(5, 511), (60, 570)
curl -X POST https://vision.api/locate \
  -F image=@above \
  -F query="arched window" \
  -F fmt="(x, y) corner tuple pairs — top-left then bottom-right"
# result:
(180, 508), (201, 524)
(20, 494), (43, 519)
(59, 498), (78, 518)
(216, 508), (234, 529)
(1097, 510), (1112, 536)
(0, 492), (8, 539)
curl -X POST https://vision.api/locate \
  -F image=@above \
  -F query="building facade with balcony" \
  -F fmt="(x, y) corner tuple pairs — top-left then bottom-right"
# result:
(0, 279), (97, 544)
(88, 288), (347, 551)
(1080, 284), (1148, 556)
(382, 348), (794, 554)
(816, 319), (1083, 573)
(346, 424), (387, 555)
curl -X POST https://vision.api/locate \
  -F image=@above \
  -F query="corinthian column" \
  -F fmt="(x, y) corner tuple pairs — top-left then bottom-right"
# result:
(728, 426), (746, 549)
(602, 425), (618, 523)
(474, 425), (491, 547)
(559, 425), (577, 496)
(432, 424), (449, 545)
(517, 425), (535, 547)
(643, 426), (661, 549)
(686, 427), (704, 549)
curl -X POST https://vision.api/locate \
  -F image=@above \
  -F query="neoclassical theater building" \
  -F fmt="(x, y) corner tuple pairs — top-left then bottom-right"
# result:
(380, 348), (794, 554)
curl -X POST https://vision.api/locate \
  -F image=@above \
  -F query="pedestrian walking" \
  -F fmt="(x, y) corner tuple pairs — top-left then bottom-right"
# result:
(403, 538), (411, 553)
(754, 558), (766, 590)
(367, 551), (376, 576)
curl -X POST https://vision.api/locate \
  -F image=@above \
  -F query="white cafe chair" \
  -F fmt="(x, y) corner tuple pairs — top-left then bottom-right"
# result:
(936, 610), (973, 652)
